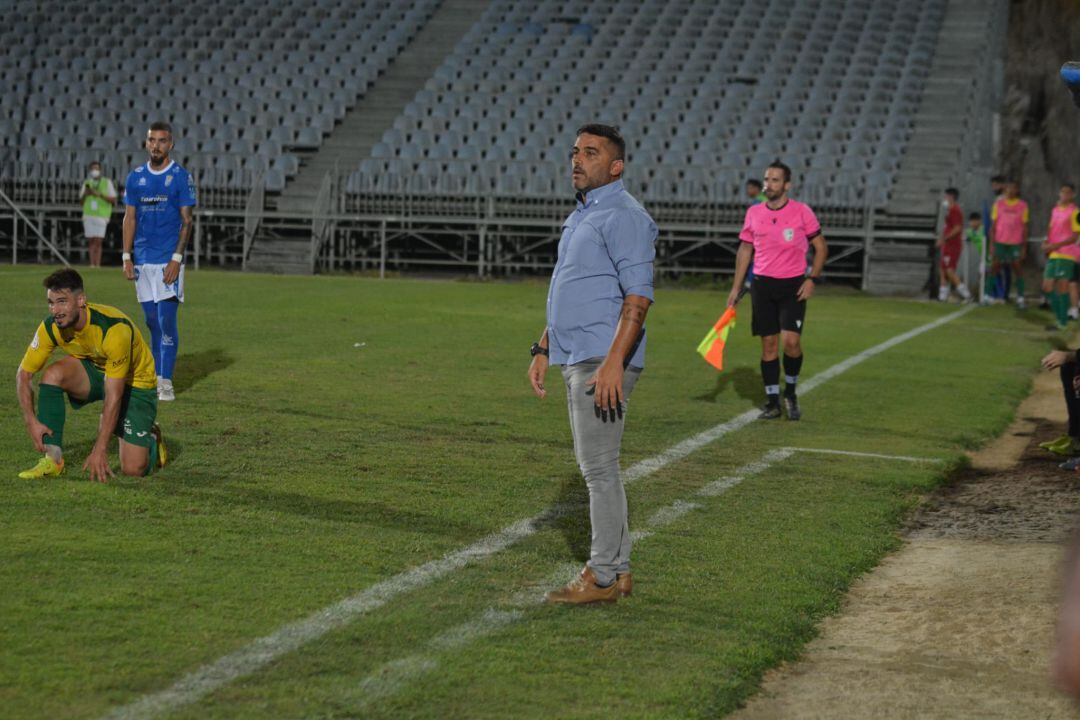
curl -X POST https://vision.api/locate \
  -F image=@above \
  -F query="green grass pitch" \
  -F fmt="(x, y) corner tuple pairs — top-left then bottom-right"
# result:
(0, 266), (1046, 718)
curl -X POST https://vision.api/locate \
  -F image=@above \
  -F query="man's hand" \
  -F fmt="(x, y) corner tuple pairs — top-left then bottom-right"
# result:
(528, 354), (549, 399)
(726, 286), (742, 308)
(797, 279), (816, 301)
(586, 358), (624, 420)
(82, 445), (113, 483)
(1043, 350), (1072, 371)
(25, 419), (52, 454)
(163, 259), (181, 286)
(123, 259), (135, 281)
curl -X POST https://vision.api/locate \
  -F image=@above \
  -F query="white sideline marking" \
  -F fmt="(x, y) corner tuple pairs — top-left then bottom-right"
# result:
(786, 447), (944, 463)
(346, 444), (941, 708)
(103, 305), (973, 720)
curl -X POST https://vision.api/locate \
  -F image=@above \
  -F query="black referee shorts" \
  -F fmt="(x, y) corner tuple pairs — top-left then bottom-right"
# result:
(750, 275), (807, 337)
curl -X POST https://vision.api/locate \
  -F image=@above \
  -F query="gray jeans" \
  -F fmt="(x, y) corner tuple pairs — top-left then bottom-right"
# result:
(561, 360), (642, 586)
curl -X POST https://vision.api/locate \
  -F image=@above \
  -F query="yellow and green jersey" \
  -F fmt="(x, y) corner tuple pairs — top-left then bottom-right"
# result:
(20, 303), (157, 390)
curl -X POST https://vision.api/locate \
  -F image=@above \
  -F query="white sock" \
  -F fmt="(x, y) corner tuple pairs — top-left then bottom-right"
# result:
(44, 444), (63, 463)
(1071, 307), (1079, 320)
(938, 286), (949, 301)
(159, 378), (173, 388)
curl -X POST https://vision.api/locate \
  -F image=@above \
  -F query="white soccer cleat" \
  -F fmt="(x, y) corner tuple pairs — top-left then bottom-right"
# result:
(158, 378), (175, 402)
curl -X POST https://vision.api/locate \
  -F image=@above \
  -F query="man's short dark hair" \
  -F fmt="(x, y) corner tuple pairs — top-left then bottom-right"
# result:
(767, 160), (792, 183)
(149, 121), (173, 135)
(1064, 182), (1076, 191)
(576, 124), (625, 160)
(991, 174), (1005, 184)
(746, 178), (763, 190)
(945, 187), (959, 199)
(88, 160), (101, 169)
(968, 212), (981, 221)
(44, 268), (84, 293)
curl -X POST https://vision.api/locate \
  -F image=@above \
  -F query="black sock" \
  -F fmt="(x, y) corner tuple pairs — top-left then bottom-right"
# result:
(761, 358), (780, 404)
(1064, 362), (1080, 437)
(783, 353), (803, 398)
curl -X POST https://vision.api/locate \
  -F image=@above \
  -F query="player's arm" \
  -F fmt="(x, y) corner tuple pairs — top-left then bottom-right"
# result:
(83, 376), (122, 483)
(163, 205), (193, 286)
(527, 328), (550, 399)
(101, 181), (117, 205)
(16, 368), (51, 453)
(799, 233), (828, 301)
(728, 242), (753, 304)
(1021, 207), (1030, 259)
(589, 294), (652, 415)
(122, 204), (136, 280)
(16, 324), (57, 452)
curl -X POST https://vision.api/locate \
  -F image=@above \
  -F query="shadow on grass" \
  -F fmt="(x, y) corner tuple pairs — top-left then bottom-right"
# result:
(174, 348), (235, 394)
(695, 365), (759, 404)
(535, 473), (591, 565)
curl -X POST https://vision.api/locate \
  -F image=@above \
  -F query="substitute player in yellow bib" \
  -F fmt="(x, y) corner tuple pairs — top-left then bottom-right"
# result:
(16, 269), (167, 481)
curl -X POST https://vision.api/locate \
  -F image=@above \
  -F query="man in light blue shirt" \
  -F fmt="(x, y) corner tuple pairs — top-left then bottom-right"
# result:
(527, 124), (657, 605)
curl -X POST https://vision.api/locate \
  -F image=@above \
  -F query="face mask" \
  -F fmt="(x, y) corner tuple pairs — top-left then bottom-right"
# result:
(89, 170), (101, 179)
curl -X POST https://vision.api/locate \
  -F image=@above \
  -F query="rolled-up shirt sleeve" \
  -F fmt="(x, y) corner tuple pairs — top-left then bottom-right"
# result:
(739, 208), (755, 244)
(604, 209), (657, 301)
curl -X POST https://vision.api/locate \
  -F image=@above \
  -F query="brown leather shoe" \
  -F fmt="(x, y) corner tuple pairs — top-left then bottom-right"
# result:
(616, 572), (632, 598)
(545, 566), (618, 605)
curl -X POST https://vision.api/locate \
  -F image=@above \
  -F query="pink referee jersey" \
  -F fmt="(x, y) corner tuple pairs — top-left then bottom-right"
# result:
(1048, 203), (1080, 261)
(991, 198), (1029, 245)
(739, 199), (821, 279)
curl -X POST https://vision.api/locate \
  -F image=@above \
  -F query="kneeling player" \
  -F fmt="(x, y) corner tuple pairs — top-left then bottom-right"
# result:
(16, 269), (167, 481)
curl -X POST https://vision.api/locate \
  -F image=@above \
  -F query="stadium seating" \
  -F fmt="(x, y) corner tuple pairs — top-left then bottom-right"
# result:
(347, 0), (945, 207)
(0, 0), (438, 191)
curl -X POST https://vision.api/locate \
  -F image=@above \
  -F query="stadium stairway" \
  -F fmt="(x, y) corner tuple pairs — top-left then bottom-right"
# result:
(247, 0), (490, 274)
(869, 0), (1004, 293)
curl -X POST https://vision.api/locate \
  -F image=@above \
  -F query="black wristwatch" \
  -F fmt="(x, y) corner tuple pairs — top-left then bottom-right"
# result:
(530, 342), (549, 357)
(806, 275), (821, 283)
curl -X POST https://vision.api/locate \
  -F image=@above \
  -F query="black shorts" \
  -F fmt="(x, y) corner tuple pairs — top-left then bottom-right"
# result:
(750, 275), (807, 337)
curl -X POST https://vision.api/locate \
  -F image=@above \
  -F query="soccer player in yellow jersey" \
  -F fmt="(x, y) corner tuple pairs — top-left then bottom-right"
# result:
(16, 269), (166, 481)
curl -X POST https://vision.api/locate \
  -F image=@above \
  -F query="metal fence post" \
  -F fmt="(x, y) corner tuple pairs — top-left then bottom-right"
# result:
(379, 219), (387, 279)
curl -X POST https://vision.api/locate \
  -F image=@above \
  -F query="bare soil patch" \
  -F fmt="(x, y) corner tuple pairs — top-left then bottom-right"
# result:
(733, 370), (1080, 719)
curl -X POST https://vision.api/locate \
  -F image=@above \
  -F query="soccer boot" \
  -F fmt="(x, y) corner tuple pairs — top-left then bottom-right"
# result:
(616, 572), (633, 598)
(151, 422), (168, 468)
(1040, 435), (1073, 452)
(1061, 456), (1080, 471)
(545, 566), (618, 605)
(18, 455), (64, 479)
(758, 401), (782, 420)
(1048, 438), (1080, 457)
(1016, 296), (1027, 310)
(158, 378), (175, 402)
(783, 395), (802, 421)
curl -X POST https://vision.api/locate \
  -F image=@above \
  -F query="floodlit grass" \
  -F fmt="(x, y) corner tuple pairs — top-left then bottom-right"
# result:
(0, 266), (1047, 718)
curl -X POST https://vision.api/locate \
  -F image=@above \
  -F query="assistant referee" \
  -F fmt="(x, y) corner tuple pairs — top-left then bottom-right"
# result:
(728, 161), (828, 420)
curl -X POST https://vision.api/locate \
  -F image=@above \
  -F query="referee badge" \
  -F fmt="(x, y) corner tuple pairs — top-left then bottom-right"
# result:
(783, 228), (795, 242)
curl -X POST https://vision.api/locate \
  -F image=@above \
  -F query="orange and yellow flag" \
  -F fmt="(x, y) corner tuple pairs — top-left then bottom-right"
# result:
(696, 307), (737, 371)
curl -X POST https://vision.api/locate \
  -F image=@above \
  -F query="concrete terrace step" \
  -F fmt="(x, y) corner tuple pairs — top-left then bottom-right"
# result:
(246, 0), (492, 274)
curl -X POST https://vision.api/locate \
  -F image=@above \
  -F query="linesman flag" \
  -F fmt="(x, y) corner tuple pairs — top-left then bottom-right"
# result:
(697, 307), (737, 371)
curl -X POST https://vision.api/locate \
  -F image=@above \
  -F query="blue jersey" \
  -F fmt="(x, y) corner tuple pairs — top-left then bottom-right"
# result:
(123, 160), (197, 265)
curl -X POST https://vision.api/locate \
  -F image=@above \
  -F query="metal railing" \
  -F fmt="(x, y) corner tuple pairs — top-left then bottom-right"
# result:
(241, 172), (265, 270)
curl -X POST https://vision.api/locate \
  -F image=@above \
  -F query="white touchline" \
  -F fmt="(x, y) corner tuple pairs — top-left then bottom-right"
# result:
(345, 446), (942, 709)
(103, 305), (973, 720)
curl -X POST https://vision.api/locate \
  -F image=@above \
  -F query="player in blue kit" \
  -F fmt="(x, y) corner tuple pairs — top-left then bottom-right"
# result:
(122, 121), (197, 402)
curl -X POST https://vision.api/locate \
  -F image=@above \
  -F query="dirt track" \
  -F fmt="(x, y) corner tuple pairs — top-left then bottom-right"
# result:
(733, 370), (1080, 719)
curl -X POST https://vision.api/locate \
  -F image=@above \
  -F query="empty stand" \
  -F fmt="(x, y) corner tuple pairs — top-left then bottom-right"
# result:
(0, 0), (439, 193)
(348, 0), (945, 208)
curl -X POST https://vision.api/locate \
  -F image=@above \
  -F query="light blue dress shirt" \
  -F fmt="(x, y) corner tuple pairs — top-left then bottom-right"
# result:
(546, 179), (657, 368)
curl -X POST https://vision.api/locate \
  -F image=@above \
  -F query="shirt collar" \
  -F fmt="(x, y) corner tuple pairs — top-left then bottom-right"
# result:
(575, 179), (624, 209)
